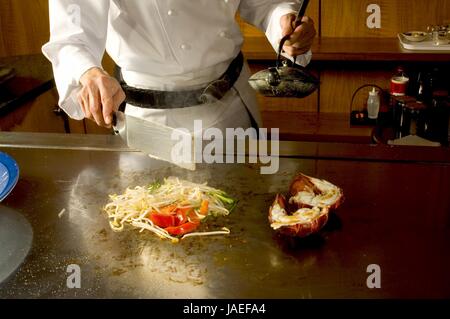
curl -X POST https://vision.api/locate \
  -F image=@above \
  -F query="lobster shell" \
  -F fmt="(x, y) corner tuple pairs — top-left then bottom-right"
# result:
(269, 174), (344, 238)
(269, 194), (330, 238)
(289, 173), (344, 210)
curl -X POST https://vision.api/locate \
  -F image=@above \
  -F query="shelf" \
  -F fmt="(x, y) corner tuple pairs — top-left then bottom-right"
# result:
(242, 37), (450, 62)
(262, 111), (374, 143)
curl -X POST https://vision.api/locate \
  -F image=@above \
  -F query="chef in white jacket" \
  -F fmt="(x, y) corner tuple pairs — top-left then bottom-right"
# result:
(42, 0), (315, 133)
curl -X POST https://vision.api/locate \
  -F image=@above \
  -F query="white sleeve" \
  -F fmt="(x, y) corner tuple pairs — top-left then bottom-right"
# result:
(42, 0), (110, 120)
(239, 1), (312, 67)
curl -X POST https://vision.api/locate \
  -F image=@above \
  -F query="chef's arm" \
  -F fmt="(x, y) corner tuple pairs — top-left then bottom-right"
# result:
(42, 0), (123, 126)
(238, 1), (314, 66)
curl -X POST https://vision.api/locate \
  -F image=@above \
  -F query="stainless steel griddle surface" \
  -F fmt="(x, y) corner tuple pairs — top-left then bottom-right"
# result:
(1, 133), (449, 298)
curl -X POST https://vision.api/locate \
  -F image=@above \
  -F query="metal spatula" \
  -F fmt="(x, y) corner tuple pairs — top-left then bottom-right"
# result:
(113, 109), (196, 170)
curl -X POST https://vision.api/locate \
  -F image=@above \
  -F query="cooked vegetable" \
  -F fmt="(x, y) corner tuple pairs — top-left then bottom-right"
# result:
(104, 177), (237, 243)
(165, 221), (200, 236)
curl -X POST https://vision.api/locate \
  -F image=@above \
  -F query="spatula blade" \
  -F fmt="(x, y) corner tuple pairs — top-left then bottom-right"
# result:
(124, 114), (196, 170)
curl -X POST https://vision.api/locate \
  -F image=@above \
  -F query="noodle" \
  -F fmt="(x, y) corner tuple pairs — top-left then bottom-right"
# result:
(103, 177), (236, 242)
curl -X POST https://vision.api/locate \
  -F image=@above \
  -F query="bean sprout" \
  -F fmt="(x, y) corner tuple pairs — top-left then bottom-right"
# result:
(104, 177), (237, 242)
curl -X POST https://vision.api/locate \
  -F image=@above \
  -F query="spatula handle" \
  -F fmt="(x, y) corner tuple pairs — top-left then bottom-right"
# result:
(112, 102), (127, 135)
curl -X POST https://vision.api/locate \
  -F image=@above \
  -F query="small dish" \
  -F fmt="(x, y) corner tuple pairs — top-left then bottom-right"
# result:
(402, 31), (428, 42)
(433, 30), (449, 45)
(0, 152), (19, 202)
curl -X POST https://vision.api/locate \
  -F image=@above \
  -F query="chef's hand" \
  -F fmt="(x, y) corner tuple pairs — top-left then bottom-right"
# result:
(280, 14), (316, 57)
(78, 67), (126, 128)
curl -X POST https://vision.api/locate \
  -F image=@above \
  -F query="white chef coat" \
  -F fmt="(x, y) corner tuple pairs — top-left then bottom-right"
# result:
(42, 0), (312, 130)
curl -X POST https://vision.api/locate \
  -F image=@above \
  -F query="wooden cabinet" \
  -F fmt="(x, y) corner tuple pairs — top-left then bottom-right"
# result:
(0, 0), (50, 58)
(321, 0), (449, 37)
(319, 65), (392, 113)
(240, 0), (450, 141)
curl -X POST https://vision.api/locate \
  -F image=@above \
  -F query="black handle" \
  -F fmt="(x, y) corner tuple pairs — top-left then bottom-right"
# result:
(295, 0), (310, 25)
(112, 101), (127, 128)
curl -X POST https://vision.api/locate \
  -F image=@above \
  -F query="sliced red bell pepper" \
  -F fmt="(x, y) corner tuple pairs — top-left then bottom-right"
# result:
(176, 207), (194, 215)
(149, 213), (180, 228)
(149, 205), (189, 228)
(158, 204), (177, 214)
(165, 221), (200, 236)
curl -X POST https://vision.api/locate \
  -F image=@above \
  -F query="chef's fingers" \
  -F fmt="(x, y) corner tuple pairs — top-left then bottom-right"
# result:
(281, 13), (296, 37)
(283, 46), (311, 57)
(77, 87), (92, 120)
(284, 16), (316, 46)
(283, 23), (315, 55)
(286, 40), (314, 56)
(112, 88), (126, 112)
(101, 95), (114, 127)
(97, 78), (120, 127)
(283, 35), (315, 56)
(88, 85), (106, 127)
(99, 88), (125, 129)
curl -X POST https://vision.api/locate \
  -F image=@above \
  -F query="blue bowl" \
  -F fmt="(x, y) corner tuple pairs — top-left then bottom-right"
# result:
(0, 152), (19, 202)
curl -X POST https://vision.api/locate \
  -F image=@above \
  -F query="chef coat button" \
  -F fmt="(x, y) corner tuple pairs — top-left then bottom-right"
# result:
(219, 31), (227, 38)
(167, 9), (174, 16)
(180, 44), (190, 50)
(224, 0), (229, 3)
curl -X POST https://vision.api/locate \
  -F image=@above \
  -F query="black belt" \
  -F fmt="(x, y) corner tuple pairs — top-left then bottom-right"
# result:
(120, 52), (243, 109)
